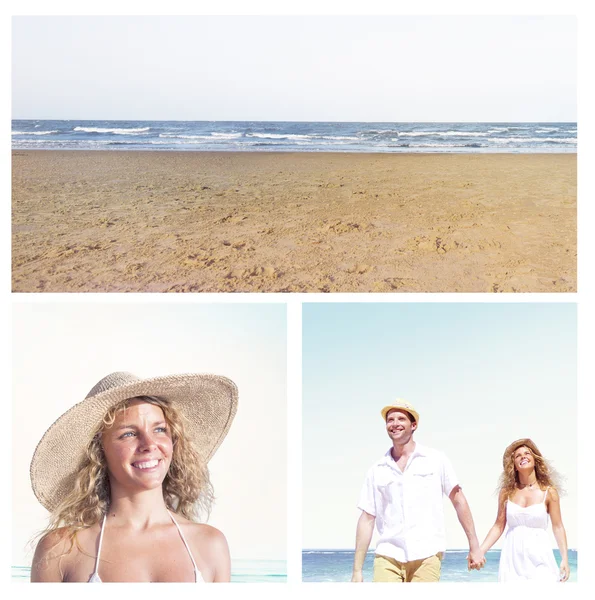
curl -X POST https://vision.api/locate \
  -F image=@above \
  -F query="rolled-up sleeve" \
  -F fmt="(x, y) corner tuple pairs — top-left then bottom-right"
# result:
(357, 467), (376, 516)
(440, 453), (459, 497)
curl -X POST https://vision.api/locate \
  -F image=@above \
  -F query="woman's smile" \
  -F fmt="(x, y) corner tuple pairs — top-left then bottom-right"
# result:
(131, 458), (163, 471)
(102, 399), (173, 490)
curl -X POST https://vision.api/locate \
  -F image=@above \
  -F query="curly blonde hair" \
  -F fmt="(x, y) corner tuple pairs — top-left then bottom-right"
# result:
(498, 438), (562, 498)
(35, 396), (213, 556)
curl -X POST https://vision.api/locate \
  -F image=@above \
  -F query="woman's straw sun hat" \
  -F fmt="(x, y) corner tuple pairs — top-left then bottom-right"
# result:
(30, 371), (238, 512)
(502, 438), (542, 468)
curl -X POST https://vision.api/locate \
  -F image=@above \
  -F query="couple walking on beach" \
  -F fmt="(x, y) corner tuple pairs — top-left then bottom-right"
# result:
(352, 401), (569, 583)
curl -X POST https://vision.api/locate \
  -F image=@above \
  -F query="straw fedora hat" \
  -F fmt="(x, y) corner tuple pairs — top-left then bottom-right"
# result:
(380, 399), (420, 425)
(30, 371), (238, 512)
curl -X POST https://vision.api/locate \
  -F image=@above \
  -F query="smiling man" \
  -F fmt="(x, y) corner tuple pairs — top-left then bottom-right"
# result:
(351, 400), (485, 582)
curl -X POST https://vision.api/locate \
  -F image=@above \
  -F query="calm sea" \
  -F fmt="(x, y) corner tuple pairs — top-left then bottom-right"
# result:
(302, 549), (578, 582)
(11, 559), (287, 583)
(11, 121), (576, 153)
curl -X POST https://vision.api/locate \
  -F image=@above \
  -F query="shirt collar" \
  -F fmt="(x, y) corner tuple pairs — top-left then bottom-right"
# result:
(384, 441), (427, 465)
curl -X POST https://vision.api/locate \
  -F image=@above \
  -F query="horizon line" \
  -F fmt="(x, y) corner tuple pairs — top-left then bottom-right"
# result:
(302, 547), (577, 552)
(11, 118), (578, 125)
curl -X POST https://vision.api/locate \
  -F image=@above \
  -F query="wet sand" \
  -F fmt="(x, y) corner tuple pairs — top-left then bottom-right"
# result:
(12, 151), (576, 292)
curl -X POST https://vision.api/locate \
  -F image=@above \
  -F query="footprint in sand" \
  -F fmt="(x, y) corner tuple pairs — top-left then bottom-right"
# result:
(226, 265), (278, 279)
(346, 264), (371, 274)
(250, 266), (277, 278)
(324, 220), (362, 234)
(384, 277), (411, 290)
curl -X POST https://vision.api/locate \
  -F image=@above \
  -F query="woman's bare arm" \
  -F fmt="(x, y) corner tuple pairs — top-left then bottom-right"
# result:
(547, 488), (569, 582)
(479, 489), (508, 554)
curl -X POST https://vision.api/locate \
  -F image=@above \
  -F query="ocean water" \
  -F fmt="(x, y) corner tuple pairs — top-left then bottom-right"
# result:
(302, 549), (578, 582)
(11, 120), (576, 153)
(11, 559), (287, 583)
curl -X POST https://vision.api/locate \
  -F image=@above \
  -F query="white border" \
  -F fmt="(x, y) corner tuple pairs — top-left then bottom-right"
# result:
(5, 3), (592, 599)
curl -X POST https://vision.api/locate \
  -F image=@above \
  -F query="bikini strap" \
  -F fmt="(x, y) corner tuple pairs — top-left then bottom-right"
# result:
(167, 510), (200, 575)
(92, 513), (107, 576)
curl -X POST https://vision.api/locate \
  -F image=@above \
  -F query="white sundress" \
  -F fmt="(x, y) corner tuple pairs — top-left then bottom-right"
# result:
(498, 488), (559, 582)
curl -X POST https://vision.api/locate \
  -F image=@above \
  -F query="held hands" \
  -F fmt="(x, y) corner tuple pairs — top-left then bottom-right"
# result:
(467, 547), (486, 571)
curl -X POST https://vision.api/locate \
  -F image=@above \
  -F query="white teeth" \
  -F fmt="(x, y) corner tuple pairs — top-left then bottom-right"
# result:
(133, 460), (159, 469)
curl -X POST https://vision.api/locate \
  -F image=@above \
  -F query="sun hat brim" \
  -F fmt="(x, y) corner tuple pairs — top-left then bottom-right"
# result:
(30, 373), (238, 512)
(502, 438), (541, 469)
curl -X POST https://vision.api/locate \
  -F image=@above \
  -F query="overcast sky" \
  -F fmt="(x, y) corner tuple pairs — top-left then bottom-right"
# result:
(303, 302), (577, 551)
(12, 15), (576, 121)
(13, 301), (286, 566)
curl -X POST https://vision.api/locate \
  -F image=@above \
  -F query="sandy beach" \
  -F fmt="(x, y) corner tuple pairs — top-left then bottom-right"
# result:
(12, 151), (576, 292)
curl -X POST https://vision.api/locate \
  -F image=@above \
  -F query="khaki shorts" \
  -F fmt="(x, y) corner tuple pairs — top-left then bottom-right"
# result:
(373, 552), (443, 582)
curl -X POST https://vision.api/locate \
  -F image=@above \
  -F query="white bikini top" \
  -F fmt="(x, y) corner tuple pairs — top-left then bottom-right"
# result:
(88, 510), (205, 582)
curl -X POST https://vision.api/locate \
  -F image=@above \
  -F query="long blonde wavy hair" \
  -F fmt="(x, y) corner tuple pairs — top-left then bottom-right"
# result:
(498, 438), (562, 498)
(35, 395), (213, 554)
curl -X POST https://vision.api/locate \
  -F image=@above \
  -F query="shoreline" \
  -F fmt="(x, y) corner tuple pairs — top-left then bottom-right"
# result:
(12, 148), (576, 155)
(12, 150), (576, 293)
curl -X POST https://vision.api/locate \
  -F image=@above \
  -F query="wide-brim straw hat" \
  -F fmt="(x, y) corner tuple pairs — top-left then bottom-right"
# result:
(30, 371), (238, 512)
(502, 438), (542, 468)
(380, 399), (420, 425)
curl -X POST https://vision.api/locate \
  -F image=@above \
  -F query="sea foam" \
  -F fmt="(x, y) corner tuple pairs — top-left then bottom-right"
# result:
(73, 126), (150, 134)
(12, 130), (58, 135)
(490, 137), (576, 143)
(398, 131), (489, 137)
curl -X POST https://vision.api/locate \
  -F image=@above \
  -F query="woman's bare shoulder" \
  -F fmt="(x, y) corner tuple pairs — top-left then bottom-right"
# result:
(188, 523), (230, 581)
(183, 521), (228, 545)
(173, 518), (229, 559)
(31, 527), (76, 582)
(164, 515), (231, 581)
(34, 527), (73, 558)
(32, 524), (100, 579)
(172, 514), (223, 535)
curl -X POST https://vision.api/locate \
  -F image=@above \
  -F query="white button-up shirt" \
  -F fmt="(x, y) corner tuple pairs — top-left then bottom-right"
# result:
(357, 443), (458, 563)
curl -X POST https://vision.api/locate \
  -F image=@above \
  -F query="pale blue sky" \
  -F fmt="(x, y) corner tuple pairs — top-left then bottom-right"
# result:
(12, 15), (576, 121)
(303, 303), (577, 550)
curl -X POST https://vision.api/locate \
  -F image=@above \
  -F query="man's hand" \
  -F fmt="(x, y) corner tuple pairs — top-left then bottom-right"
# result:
(449, 486), (484, 573)
(467, 548), (486, 571)
(351, 570), (364, 582)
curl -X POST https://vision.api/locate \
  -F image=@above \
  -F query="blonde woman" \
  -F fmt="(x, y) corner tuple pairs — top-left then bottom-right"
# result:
(479, 438), (569, 582)
(30, 372), (238, 582)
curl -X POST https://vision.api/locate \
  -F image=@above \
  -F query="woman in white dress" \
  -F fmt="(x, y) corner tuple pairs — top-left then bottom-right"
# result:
(479, 438), (569, 582)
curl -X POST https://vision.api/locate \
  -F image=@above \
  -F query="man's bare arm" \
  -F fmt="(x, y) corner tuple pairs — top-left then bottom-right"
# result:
(449, 485), (485, 570)
(351, 511), (375, 582)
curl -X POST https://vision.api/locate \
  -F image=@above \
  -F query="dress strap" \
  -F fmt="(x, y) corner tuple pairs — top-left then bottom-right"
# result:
(167, 510), (200, 578)
(543, 487), (549, 502)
